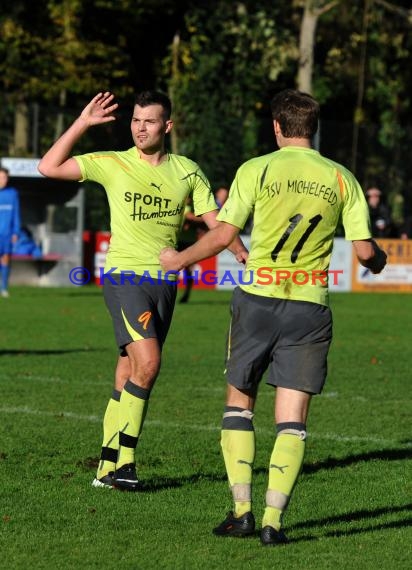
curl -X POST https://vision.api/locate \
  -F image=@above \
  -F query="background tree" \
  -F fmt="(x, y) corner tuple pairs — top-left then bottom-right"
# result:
(296, 0), (341, 94)
(0, 0), (141, 154)
(1, 0), (411, 226)
(163, 0), (297, 188)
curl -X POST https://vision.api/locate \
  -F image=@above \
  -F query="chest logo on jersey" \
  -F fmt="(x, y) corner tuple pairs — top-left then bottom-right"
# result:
(124, 191), (183, 222)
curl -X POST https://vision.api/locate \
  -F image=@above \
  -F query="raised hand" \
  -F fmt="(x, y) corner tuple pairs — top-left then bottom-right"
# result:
(80, 92), (119, 127)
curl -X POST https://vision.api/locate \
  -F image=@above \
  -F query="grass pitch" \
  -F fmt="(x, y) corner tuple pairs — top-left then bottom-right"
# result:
(0, 287), (411, 569)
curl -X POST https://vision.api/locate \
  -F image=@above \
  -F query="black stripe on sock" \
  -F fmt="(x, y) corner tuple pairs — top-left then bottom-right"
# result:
(119, 432), (138, 448)
(112, 389), (121, 402)
(124, 380), (151, 400)
(276, 422), (306, 433)
(222, 407), (254, 431)
(222, 416), (254, 431)
(100, 447), (118, 462)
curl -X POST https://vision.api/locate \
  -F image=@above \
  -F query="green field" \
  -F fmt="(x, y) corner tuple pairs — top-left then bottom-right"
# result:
(0, 287), (411, 569)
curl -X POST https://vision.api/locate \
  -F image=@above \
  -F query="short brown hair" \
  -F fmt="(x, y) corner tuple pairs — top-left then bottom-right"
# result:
(134, 91), (172, 120)
(270, 89), (319, 138)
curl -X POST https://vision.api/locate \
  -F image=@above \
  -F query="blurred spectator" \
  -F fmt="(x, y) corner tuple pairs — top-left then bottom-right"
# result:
(399, 217), (412, 240)
(178, 188), (229, 303)
(0, 167), (21, 297)
(214, 187), (229, 209)
(365, 187), (392, 238)
(177, 197), (208, 304)
(12, 226), (42, 258)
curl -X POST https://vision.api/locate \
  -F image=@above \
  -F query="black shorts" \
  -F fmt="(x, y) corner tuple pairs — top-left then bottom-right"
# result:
(225, 287), (333, 395)
(103, 274), (177, 354)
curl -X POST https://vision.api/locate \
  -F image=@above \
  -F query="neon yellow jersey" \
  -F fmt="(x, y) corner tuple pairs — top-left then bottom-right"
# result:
(217, 146), (371, 306)
(75, 147), (216, 277)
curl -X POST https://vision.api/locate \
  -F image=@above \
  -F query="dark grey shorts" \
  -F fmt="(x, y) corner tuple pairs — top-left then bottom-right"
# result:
(103, 274), (177, 354)
(225, 287), (333, 395)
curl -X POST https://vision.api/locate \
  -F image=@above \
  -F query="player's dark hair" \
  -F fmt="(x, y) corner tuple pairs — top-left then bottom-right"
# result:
(270, 89), (319, 138)
(134, 90), (172, 120)
(0, 167), (9, 176)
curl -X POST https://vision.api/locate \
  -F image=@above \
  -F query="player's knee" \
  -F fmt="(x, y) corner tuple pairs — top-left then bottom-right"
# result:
(115, 368), (130, 385)
(133, 357), (161, 386)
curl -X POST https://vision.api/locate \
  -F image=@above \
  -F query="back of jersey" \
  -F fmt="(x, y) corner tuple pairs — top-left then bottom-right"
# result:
(220, 146), (370, 306)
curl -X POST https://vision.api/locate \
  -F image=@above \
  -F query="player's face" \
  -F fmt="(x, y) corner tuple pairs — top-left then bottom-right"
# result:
(130, 104), (172, 153)
(0, 170), (8, 189)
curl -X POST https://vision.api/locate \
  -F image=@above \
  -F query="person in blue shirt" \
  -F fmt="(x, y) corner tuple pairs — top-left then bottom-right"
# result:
(0, 167), (21, 297)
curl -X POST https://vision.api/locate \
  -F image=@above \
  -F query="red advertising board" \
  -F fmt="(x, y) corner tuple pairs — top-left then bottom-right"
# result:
(93, 232), (217, 288)
(94, 231), (111, 285)
(177, 256), (217, 290)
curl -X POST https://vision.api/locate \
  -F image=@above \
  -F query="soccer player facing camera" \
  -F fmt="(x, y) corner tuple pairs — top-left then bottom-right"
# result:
(160, 89), (387, 545)
(0, 167), (21, 297)
(38, 91), (247, 491)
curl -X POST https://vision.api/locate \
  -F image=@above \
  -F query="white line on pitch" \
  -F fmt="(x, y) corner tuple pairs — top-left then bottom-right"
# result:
(0, 374), (65, 383)
(0, 406), (101, 422)
(0, 374), (109, 386)
(2, 378), (410, 407)
(0, 405), (404, 446)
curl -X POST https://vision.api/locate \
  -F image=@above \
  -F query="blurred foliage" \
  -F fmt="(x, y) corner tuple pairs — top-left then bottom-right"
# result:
(0, 0), (134, 101)
(163, 1), (297, 187)
(0, 0), (412, 226)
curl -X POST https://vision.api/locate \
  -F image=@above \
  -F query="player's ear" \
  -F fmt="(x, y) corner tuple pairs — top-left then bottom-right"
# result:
(165, 120), (173, 134)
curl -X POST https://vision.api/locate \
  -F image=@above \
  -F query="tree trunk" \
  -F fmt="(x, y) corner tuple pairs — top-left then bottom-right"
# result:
(297, 3), (318, 94)
(297, 1), (340, 94)
(54, 89), (67, 140)
(351, 0), (370, 174)
(169, 32), (180, 155)
(11, 101), (29, 156)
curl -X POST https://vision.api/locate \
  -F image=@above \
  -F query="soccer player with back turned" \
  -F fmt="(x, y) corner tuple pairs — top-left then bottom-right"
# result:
(160, 89), (387, 545)
(38, 91), (248, 491)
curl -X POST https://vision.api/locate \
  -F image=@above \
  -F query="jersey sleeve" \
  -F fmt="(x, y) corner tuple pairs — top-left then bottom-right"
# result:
(339, 167), (372, 240)
(191, 165), (217, 216)
(217, 161), (257, 229)
(73, 153), (109, 185)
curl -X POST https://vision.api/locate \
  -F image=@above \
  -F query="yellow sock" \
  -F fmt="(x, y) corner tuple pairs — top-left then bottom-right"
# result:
(262, 424), (306, 530)
(221, 407), (255, 517)
(117, 380), (150, 468)
(97, 390), (120, 479)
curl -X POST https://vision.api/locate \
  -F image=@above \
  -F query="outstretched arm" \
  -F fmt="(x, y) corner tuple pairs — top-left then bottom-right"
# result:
(38, 92), (118, 180)
(201, 210), (248, 264)
(160, 222), (239, 272)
